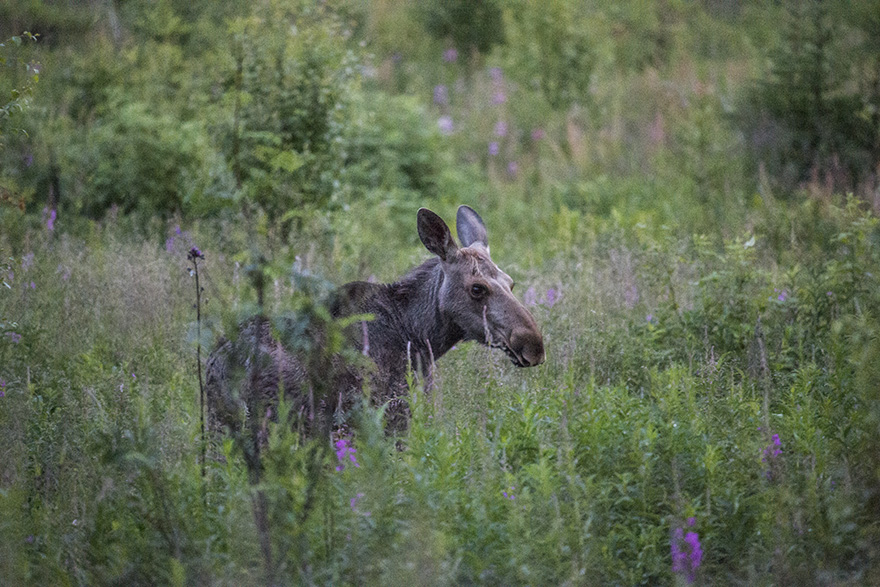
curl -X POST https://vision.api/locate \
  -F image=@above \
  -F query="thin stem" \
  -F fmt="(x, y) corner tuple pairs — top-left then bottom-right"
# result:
(188, 248), (207, 483)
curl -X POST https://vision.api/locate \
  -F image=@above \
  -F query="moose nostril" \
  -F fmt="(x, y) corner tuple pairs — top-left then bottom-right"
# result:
(524, 340), (545, 367)
(511, 329), (545, 367)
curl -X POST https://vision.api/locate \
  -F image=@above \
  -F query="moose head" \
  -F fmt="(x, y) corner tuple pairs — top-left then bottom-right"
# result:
(417, 205), (545, 368)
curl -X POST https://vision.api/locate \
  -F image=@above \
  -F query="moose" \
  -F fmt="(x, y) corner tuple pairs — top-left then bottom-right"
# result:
(205, 206), (545, 470)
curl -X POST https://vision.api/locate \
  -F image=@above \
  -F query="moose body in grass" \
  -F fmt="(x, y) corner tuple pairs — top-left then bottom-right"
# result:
(205, 206), (545, 473)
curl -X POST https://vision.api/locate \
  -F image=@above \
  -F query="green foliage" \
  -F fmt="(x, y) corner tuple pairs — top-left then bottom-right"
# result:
(5, 196), (879, 583)
(740, 0), (880, 194)
(68, 100), (209, 218)
(501, 0), (596, 111)
(0, 32), (39, 213)
(0, 32), (39, 145)
(2, 1), (880, 584)
(416, 0), (505, 57)
(227, 2), (359, 224)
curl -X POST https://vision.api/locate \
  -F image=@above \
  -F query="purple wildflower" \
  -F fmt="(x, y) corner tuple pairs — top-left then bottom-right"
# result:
(671, 525), (702, 583)
(494, 120), (508, 137)
(545, 288), (559, 308)
(21, 253), (34, 271)
(443, 48), (458, 63)
(43, 207), (56, 231)
(762, 432), (783, 480)
(438, 116), (454, 135)
(334, 438), (360, 472)
(0, 379), (6, 398)
(187, 247), (204, 261)
(531, 128), (546, 142)
(433, 84), (449, 106)
(762, 434), (782, 462)
(646, 314), (655, 324)
(524, 286), (537, 306)
(6, 332), (22, 344)
(506, 161), (518, 178)
(349, 492), (371, 516)
(687, 516), (696, 527)
(29, 281), (35, 289)
(502, 486), (516, 500)
(488, 142), (499, 156)
(489, 67), (503, 82)
(491, 90), (506, 105)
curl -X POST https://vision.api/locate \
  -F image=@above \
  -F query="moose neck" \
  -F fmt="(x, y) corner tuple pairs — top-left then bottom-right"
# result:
(388, 258), (463, 368)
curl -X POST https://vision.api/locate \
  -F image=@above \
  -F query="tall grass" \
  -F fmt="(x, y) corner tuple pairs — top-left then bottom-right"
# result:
(2, 2), (880, 584)
(1, 196), (878, 584)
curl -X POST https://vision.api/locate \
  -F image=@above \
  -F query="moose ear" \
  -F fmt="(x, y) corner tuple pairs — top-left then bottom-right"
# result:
(456, 205), (488, 249)
(418, 208), (458, 261)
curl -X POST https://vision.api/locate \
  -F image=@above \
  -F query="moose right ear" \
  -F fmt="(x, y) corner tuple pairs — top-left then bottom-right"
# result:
(417, 208), (458, 261)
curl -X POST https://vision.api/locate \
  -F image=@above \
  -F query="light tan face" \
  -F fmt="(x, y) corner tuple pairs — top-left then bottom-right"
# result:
(419, 207), (545, 368)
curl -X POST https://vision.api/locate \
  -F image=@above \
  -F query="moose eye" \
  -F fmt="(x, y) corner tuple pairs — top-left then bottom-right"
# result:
(470, 283), (488, 298)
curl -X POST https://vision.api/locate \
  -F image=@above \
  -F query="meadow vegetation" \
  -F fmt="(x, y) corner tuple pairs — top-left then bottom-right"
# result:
(1, 1), (880, 584)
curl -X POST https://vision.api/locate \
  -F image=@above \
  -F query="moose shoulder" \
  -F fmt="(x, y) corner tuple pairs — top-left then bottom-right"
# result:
(205, 206), (545, 452)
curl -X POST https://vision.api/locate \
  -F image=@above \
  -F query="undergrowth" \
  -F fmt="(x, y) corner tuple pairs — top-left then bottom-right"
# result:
(1, 197), (878, 585)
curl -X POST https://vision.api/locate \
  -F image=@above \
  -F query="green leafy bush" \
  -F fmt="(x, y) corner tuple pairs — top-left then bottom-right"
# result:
(66, 100), (209, 218)
(416, 0), (505, 58)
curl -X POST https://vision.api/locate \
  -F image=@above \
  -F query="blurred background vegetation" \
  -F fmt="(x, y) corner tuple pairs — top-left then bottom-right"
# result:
(2, 0), (880, 584)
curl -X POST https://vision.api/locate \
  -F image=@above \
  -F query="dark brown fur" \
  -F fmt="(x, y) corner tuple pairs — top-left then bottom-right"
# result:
(205, 206), (544, 462)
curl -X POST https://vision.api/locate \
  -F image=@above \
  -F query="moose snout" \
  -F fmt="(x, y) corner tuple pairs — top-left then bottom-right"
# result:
(510, 327), (545, 367)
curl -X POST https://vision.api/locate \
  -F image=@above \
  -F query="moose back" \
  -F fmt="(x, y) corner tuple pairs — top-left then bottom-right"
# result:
(205, 206), (545, 453)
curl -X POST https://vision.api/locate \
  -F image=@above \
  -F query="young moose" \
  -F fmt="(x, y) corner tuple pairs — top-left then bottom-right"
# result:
(205, 206), (544, 466)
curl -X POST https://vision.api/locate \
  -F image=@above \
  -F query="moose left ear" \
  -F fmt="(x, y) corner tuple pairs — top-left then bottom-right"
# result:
(418, 208), (458, 261)
(456, 205), (488, 249)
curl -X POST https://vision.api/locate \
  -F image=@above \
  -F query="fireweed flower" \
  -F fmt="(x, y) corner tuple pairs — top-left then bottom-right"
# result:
(43, 207), (56, 231)
(671, 524), (703, 583)
(438, 116), (454, 135)
(433, 84), (449, 106)
(350, 492), (371, 516)
(187, 246), (204, 261)
(335, 438), (360, 472)
(443, 47), (458, 63)
(545, 288), (559, 308)
(762, 433), (782, 461)
(524, 286), (537, 306)
(762, 432), (783, 480)
(488, 142), (500, 156)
